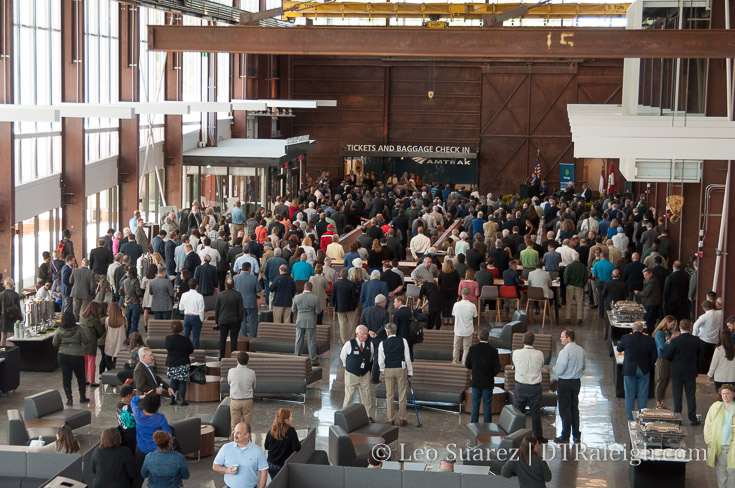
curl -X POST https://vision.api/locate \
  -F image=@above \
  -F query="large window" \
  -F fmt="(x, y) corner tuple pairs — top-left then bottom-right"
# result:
(84, 0), (120, 163)
(12, 0), (62, 184)
(139, 6), (166, 143)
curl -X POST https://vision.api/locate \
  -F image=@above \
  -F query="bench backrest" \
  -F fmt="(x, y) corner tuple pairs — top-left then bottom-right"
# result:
(24, 389), (62, 419)
(415, 329), (478, 350)
(147, 319), (221, 339)
(256, 322), (331, 344)
(409, 360), (470, 390)
(221, 352), (313, 385)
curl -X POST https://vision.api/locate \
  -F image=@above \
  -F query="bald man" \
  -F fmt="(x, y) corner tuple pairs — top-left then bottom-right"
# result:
(213, 422), (268, 488)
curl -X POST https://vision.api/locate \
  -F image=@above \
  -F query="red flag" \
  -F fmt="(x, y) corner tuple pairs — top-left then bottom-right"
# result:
(607, 161), (616, 195)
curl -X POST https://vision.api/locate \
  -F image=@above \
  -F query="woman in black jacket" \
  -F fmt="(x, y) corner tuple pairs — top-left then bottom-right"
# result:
(164, 320), (194, 406)
(91, 427), (136, 488)
(0, 277), (22, 347)
(437, 260), (460, 322)
(264, 408), (301, 480)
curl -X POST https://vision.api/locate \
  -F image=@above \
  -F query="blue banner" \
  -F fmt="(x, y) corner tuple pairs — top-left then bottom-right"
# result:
(560, 163), (575, 185)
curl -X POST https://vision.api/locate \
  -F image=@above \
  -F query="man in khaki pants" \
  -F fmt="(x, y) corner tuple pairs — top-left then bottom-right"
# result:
(378, 323), (413, 426)
(340, 325), (375, 421)
(227, 351), (256, 433)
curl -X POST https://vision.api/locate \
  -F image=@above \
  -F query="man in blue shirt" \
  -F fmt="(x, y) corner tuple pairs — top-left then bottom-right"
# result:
(591, 250), (615, 319)
(552, 329), (586, 444)
(291, 253), (315, 281)
(472, 211), (486, 237)
(213, 422), (268, 488)
(231, 200), (245, 236)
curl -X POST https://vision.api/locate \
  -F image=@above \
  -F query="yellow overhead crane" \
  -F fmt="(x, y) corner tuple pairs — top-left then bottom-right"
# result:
(281, 1), (630, 21)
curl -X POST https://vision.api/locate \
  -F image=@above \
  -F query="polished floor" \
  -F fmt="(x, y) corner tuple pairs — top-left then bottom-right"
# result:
(0, 303), (718, 487)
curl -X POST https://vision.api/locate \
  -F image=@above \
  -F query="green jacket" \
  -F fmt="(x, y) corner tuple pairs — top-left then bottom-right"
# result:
(52, 325), (88, 356)
(564, 261), (588, 289)
(80, 316), (106, 355)
(704, 401), (735, 468)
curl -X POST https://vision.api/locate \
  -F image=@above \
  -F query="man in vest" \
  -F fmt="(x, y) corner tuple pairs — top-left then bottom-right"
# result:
(378, 323), (413, 426)
(340, 325), (375, 422)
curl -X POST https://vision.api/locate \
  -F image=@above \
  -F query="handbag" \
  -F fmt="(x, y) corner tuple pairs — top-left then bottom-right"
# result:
(189, 364), (207, 384)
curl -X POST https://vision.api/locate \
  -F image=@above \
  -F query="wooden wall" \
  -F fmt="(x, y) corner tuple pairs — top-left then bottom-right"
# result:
(290, 56), (622, 195)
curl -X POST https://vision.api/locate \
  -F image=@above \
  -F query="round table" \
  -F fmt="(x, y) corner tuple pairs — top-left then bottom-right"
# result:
(187, 375), (221, 402)
(491, 387), (507, 415)
(206, 361), (221, 377)
(494, 376), (506, 390)
(186, 424), (215, 459)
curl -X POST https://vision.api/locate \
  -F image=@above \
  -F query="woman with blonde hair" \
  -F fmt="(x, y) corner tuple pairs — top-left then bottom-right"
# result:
(653, 315), (678, 409)
(301, 236), (317, 265)
(264, 408), (301, 480)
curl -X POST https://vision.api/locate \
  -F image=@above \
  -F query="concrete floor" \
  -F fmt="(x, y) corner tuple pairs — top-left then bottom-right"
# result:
(0, 304), (718, 487)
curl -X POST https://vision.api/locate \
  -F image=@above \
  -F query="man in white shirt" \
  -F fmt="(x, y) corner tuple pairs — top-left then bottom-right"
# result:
(557, 239), (579, 267)
(378, 323), (413, 426)
(693, 300), (722, 373)
(452, 288), (478, 364)
(233, 244), (260, 276)
(197, 236), (221, 266)
(612, 227), (629, 252)
(511, 332), (546, 443)
(228, 351), (257, 432)
(326, 234), (345, 261)
(340, 325), (375, 421)
(178, 278), (205, 348)
(409, 227), (431, 260)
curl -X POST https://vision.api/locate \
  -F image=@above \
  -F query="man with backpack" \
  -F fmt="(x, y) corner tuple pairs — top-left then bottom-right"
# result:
(57, 229), (76, 264)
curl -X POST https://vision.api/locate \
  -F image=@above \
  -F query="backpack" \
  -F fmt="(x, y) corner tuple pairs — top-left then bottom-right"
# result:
(409, 318), (424, 344)
(56, 240), (66, 255)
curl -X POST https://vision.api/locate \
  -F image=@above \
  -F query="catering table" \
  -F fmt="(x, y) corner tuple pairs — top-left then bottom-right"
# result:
(627, 420), (690, 488)
(607, 310), (636, 346)
(613, 341), (655, 398)
(8, 332), (58, 372)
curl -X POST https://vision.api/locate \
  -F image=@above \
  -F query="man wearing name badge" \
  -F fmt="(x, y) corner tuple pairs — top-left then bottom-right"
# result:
(553, 329), (586, 444)
(378, 323), (413, 426)
(213, 422), (268, 488)
(341, 325), (375, 422)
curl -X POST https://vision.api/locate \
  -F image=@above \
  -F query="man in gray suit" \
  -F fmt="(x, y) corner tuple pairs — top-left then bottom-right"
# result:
(233, 262), (262, 337)
(292, 281), (322, 365)
(148, 266), (175, 319)
(69, 258), (95, 321)
(134, 217), (149, 249)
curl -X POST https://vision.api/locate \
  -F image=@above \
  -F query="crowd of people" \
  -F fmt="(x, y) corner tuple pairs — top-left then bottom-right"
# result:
(3, 168), (733, 487)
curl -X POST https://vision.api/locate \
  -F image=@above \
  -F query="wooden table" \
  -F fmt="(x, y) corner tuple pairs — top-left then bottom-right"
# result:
(187, 424), (215, 459)
(494, 376), (505, 390)
(205, 361), (221, 377)
(463, 386), (506, 415)
(187, 375), (221, 402)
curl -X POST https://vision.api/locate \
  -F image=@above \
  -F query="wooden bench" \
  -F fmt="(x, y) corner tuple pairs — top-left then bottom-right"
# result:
(413, 329), (478, 361)
(219, 353), (323, 403)
(375, 360), (470, 413)
(147, 319), (221, 352)
(249, 322), (331, 356)
(511, 332), (553, 365)
(503, 365), (557, 409)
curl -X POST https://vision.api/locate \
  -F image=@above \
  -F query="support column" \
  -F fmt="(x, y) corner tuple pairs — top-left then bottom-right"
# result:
(118, 3), (140, 230)
(257, 55), (271, 139)
(163, 13), (183, 209)
(61, 0), (85, 260)
(0, 0), (13, 280)
(230, 1), (247, 138)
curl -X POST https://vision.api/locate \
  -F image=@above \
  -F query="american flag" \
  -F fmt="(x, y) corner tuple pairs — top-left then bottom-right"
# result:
(533, 154), (541, 177)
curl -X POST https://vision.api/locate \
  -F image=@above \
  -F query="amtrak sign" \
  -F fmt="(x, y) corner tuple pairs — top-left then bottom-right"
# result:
(412, 157), (471, 165)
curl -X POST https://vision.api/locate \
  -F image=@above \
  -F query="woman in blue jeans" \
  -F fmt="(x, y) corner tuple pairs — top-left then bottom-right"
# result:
(141, 430), (189, 488)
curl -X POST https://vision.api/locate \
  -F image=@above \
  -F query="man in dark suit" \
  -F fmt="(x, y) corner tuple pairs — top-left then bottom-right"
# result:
(616, 321), (657, 421)
(233, 262), (262, 338)
(362, 294), (390, 383)
(601, 269), (628, 339)
(465, 328), (501, 423)
(211, 230), (230, 291)
(215, 278), (244, 360)
(662, 261), (690, 321)
(226, 238), (244, 276)
(193, 254), (218, 296)
(292, 282), (322, 365)
(182, 244), (201, 274)
(664, 319), (702, 425)
(120, 235), (143, 264)
(89, 238), (113, 302)
(100, 228), (114, 254)
(151, 230), (166, 257)
(392, 296), (414, 359)
(133, 347), (174, 397)
(622, 252), (646, 300)
(488, 240), (510, 275)
(165, 232), (178, 277)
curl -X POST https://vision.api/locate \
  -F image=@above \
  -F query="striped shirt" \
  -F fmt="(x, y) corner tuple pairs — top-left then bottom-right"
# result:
(228, 364), (256, 400)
